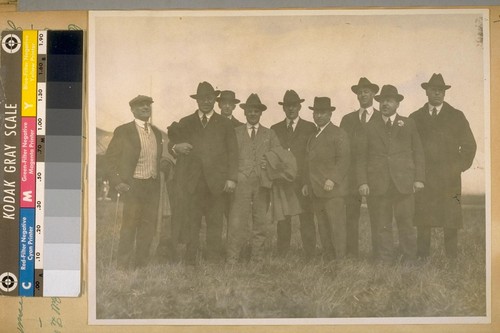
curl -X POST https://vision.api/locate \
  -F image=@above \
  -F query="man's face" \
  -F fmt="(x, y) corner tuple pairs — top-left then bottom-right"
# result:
(218, 100), (236, 117)
(244, 107), (263, 125)
(283, 103), (301, 120)
(426, 87), (446, 106)
(357, 88), (375, 108)
(379, 97), (399, 117)
(131, 101), (152, 121)
(196, 94), (217, 114)
(313, 110), (332, 127)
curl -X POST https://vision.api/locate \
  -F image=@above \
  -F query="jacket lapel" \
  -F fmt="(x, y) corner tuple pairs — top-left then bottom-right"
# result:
(373, 117), (389, 148)
(391, 114), (402, 139)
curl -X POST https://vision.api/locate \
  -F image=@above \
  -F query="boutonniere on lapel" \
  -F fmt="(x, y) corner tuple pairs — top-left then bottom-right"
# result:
(397, 120), (405, 127)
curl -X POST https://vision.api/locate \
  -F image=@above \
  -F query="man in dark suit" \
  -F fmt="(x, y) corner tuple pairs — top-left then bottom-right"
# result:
(227, 93), (281, 264)
(271, 90), (317, 259)
(357, 85), (425, 262)
(410, 74), (477, 259)
(106, 95), (163, 269)
(217, 90), (243, 127)
(168, 81), (238, 265)
(340, 77), (381, 258)
(303, 97), (350, 260)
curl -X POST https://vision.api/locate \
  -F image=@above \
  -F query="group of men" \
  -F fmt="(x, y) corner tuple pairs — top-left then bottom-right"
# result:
(105, 73), (476, 269)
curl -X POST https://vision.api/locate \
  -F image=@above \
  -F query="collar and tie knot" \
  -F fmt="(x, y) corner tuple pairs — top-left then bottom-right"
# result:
(201, 114), (208, 127)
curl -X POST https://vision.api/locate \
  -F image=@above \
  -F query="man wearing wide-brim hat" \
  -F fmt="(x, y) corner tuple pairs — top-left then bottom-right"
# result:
(357, 84), (425, 262)
(340, 77), (382, 258)
(302, 97), (350, 260)
(226, 93), (281, 264)
(217, 90), (243, 128)
(106, 94), (163, 269)
(410, 73), (477, 259)
(271, 90), (317, 259)
(167, 81), (238, 265)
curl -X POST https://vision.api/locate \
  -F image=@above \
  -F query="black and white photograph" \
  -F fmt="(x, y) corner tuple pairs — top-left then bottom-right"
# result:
(88, 9), (490, 325)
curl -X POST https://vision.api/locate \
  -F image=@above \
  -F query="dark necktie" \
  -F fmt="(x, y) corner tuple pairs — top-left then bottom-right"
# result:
(251, 126), (256, 140)
(361, 109), (367, 123)
(201, 115), (208, 127)
(431, 107), (437, 118)
(316, 126), (321, 136)
(144, 122), (149, 133)
(286, 119), (294, 145)
(386, 118), (392, 133)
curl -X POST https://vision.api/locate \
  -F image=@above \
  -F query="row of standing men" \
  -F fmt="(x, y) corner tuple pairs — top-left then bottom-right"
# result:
(105, 74), (476, 269)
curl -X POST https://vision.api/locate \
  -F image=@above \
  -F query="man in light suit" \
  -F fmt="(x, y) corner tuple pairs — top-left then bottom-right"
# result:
(303, 97), (350, 260)
(340, 77), (381, 258)
(168, 81), (238, 265)
(227, 93), (281, 264)
(106, 95), (163, 269)
(271, 90), (317, 259)
(357, 85), (425, 262)
(217, 90), (243, 128)
(410, 73), (476, 259)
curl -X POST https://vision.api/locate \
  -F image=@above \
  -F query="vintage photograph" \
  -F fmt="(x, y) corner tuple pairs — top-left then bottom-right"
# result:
(88, 9), (489, 324)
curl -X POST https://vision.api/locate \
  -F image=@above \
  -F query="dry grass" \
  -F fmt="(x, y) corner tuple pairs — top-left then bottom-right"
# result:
(95, 198), (486, 319)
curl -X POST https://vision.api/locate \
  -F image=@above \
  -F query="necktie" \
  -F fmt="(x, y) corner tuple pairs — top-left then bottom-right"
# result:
(316, 126), (321, 136)
(144, 122), (149, 133)
(361, 109), (367, 123)
(431, 107), (437, 118)
(251, 126), (256, 140)
(386, 119), (392, 133)
(287, 119), (294, 133)
(201, 115), (208, 127)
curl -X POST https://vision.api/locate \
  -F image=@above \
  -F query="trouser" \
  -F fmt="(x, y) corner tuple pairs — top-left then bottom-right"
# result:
(345, 193), (362, 257)
(368, 185), (417, 262)
(313, 196), (346, 260)
(276, 211), (316, 257)
(185, 176), (224, 264)
(417, 226), (458, 258)
(227, 173), (270, 263)
(118, 177), (160, 269)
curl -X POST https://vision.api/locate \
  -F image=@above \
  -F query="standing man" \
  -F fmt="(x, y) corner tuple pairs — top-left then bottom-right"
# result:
(168, 81), (238, 265)
(340, 77), (381, 258)
(217, 90), (243, 127)
(303, 97), (350, 261)
(106, 95), (163, 269)
(227, 93), (281, 264)
(271, 90), (317, 259)
(410, 74), (476, 259)
(357, 85), (425, 262)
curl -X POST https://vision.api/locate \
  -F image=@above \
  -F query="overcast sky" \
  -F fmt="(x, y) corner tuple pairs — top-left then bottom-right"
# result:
(89, 9), (488, 194)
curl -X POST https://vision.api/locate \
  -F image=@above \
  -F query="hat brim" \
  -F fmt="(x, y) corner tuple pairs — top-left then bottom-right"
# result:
(190, 90), (221, 100)
(351, 84), (380, 94)
(278, 99), (305, 106)
(308, 106), (336, 112)
(216, 97), (240, 104)
(240, 103), (267, 111)
(421, 83), (451, 90)
(374, 94), (404, 102)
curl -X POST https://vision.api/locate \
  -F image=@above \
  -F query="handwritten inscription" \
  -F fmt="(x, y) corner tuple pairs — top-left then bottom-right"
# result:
(50, 297), (63, 333)
(5, 20), (82, 31)
(17, 297), (24, 333)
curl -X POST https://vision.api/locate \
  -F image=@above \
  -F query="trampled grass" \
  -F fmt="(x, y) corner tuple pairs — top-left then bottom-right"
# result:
(94, 198), (486, 319)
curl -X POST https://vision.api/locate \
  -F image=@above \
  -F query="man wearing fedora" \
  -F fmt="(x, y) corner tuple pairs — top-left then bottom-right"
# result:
(217, 90), (243, 128)
(340, 77), (381, 258)
(410, 74), (476, 259)
(303, 97), (350, 261)
(357, 85), (425, 262)
(168, 81), (238, 265)
(227, 93), (281, 264)
(271, 90), (317, 259)
(106, 95), (163, 269)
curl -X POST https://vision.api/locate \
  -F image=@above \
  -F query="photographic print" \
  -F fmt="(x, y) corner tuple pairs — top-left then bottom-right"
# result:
(88, 9), (489, 325)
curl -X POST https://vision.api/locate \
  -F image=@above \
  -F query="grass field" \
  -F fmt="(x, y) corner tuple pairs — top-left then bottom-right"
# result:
(94, 196), (486, 319)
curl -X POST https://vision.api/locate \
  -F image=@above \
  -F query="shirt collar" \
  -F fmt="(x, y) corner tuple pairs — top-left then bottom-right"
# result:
(428, 103), (443, 114)
(382, 113), (397, 124)
(198, 109), (214, 119)
(246, 123), (260, 130)
(359, 106), (374, 116)
(134, 118), (149, 129)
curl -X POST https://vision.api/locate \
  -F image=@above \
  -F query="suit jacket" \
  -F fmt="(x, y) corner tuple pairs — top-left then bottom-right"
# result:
(229, 116), (244, 128)
(340, 109), (381, 194)
(356, 114), (425, 195)
(271, 118), (317, 188)
(305, 122), (350, 198)
(410, 102), (476, 228)
(167, 111), (238, 195)
(234, 124), (281, 187)
(106, 121), (163, 188)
